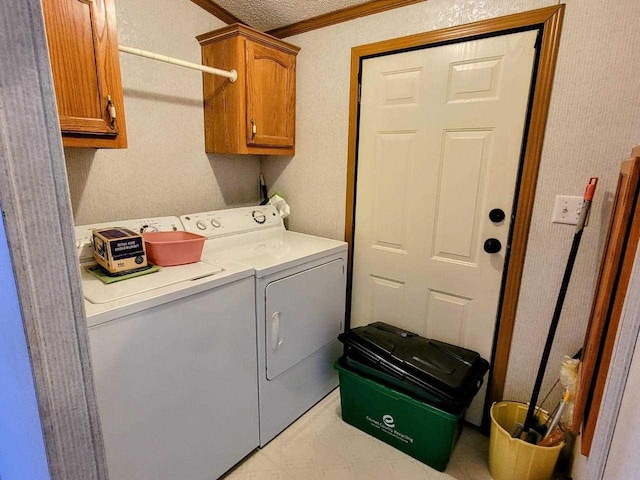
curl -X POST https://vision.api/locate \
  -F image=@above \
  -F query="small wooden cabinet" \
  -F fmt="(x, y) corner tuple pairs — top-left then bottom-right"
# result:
(197, 24), (299, 155)
(42, 0), (127, 148)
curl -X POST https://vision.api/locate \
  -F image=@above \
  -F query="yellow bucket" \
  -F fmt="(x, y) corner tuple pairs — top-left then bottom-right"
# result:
(489, 402), (564, 480)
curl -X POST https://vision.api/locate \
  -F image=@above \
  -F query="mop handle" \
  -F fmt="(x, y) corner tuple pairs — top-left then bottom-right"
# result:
(522, 177), (598, 433)
(577, 178), (598, 231)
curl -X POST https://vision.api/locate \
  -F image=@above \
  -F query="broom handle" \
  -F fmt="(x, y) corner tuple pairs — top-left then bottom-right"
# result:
(523, 178), (598, 432)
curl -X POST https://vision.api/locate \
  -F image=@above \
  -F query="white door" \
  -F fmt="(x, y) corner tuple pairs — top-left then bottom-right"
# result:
(351, 31), (538, 425)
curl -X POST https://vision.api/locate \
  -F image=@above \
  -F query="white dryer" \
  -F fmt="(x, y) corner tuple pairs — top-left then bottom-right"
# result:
(181, 206), (347, 446)
(75, 217), (259, 480)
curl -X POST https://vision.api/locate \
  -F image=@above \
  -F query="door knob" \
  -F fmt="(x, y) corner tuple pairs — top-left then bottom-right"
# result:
(489, 208), (506, 223)
(484, 238), (502, 254)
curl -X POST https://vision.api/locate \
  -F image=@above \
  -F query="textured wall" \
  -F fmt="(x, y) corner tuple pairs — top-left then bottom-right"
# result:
(502, 0), (640, 405)
(262, 0), (640, 414)
(64, 0), (261, 225)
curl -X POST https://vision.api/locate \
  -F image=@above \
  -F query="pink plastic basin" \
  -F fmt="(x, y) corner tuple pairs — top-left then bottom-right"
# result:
(142, 231), (206, 266)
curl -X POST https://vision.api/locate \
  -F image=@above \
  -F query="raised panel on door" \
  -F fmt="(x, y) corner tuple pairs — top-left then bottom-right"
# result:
(372, 132), (415, 253)
(369, 275), (405, 326)
(425, 290), (472, 346)
(43, 0), (114, 135)
(351, 127), (420, 330)
(245, 40), (295, 148)
(265, 259), (345, 380)
(432, 130), (493, 266)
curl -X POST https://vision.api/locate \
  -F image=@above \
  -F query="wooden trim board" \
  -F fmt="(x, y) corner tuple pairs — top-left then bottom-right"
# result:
(344, 5), (565, 418)
(585, 241), (640, 478)
(267, 0), (427, 38)
(574, 149), (640, 455)
(0, 1), (108, 478)
(190, 0), (248, 26)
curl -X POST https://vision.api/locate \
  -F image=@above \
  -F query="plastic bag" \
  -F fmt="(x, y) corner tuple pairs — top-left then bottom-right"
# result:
(268, 194), (290, 220)
(559, 356), (579, 429)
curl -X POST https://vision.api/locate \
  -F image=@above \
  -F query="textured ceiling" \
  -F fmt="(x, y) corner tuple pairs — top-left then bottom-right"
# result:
(213, 0), (371, 31)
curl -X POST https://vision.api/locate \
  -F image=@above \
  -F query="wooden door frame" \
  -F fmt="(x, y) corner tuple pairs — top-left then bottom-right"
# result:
(1, 0), (108, 478)
(344, 5), (565, 412)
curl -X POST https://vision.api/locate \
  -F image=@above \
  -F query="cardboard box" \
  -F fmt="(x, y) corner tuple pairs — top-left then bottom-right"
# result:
(93, 227), (148, 274)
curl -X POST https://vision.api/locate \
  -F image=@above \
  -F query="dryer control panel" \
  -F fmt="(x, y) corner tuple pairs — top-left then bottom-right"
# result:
(181, 205), (283, 239)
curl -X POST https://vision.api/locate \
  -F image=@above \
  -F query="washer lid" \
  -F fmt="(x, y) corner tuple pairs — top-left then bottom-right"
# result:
(203, 230), (347, 278)
(82, 262), (223, 304)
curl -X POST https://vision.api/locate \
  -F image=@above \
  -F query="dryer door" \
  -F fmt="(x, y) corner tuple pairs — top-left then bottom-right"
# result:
(265, 259), (345, 380)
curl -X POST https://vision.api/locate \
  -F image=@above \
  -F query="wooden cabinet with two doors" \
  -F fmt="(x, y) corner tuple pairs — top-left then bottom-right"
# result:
(197, 24), (300, 155)
(42, 5), (299, 153)
(42, 0), (127, 148)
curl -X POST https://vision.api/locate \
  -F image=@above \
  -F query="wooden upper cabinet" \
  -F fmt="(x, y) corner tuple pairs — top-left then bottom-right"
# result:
(42, 0), (127, 148)
(197, 24), (299, 155)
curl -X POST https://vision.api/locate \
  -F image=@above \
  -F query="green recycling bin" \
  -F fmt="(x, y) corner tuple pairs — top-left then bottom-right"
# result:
(335, 358), (463, 472)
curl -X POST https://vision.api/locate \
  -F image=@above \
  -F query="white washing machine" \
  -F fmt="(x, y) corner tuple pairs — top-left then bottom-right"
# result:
(75, 217), (259, 480)
(181, 206), (348, 446)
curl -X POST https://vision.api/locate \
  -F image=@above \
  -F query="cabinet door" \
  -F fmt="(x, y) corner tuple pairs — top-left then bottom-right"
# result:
(42, 0), (126, 146)
(245, 40), (295, 149)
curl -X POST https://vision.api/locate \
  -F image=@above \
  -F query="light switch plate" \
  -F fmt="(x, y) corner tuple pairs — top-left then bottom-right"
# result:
(552, 195), (583, 225)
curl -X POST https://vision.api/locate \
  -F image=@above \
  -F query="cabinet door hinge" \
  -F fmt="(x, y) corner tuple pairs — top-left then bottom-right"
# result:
(106, 95), (117, 129)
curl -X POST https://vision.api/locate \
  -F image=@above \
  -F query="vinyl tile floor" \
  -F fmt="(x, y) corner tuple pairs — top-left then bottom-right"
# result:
(221, 390), (493, 480)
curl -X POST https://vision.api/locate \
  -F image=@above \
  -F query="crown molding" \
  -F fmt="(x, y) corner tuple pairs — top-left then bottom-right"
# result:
(267, 0), (427, 38)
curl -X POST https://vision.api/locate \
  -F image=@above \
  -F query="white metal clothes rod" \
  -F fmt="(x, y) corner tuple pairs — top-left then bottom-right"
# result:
(118, 45), (237, 82)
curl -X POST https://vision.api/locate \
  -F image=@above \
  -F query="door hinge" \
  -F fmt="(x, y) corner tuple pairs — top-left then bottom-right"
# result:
(106, 95), (117, 129)
(357, 82), (362, 104)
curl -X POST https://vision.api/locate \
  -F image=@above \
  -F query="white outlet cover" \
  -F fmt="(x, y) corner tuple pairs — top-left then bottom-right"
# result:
(552, 195), (583, 225)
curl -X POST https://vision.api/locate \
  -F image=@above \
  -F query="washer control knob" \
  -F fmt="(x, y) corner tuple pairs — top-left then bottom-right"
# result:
(140, 224), (159, 233)
(211, 219), (221, 228)
(252, 210), (266, 224)
(196, 220), (207, 230)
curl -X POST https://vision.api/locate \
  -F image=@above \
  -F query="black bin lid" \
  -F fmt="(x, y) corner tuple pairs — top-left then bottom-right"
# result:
(339, 322), (487, 393)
